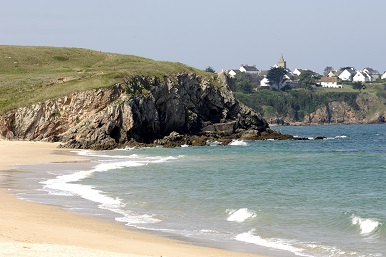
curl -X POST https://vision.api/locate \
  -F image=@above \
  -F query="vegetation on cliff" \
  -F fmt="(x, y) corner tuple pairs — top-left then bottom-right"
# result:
(0, 45), (208, 114)
(234, 83), (386, 124)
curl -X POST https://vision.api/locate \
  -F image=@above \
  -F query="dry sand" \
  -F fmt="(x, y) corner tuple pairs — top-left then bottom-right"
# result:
(0, 140), (267, 257)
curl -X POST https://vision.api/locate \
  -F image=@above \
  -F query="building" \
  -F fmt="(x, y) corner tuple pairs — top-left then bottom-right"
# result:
(260, 77), (270, 87)
(227, 69), (241, 78)
(338, 68), (356, 81)
(362, 68), (380, 81)
(239, 65), (259, 74)
(292, 68), (305, 76)
(319, 76), (341, 88)
(277, 53), (287, 69)
(327, 71), (340, 77)
(353, 71), (371, 83)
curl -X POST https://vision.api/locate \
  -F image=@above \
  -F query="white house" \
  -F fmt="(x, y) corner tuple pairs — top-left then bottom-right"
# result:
(292, 68), (305, 76)
(338, 68), (356, 81)
(382, 71), (386, 80)
(362, 68), (380, 81)
(327, 70), (340, 77)
(227, 69), (241, 78)
(260, 77), (270, 87)
(239, 65), (259, 74)
(353, 71), (371, 83)
(319, 76), (341, 88)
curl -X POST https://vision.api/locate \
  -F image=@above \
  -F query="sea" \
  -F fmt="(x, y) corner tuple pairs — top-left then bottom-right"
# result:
(3, 124), (386, 257)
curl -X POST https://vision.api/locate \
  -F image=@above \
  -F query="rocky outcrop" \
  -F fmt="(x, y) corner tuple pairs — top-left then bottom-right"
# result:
(268, 92), (386, 126)
(304, 93), (385, 125)
(1, 73), (285, 149)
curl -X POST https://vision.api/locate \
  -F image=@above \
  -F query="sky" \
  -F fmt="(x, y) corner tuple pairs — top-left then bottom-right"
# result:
(1, 0), (385, 74)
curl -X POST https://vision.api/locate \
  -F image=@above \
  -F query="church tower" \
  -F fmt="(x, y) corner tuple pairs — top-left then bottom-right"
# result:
(277, 52), (287, 69)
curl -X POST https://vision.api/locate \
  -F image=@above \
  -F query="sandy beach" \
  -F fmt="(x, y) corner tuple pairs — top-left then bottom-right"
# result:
(0, 140), (267, 257)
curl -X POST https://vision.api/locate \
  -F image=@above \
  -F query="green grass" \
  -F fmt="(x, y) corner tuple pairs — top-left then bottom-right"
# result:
(0, 45), (208, 113)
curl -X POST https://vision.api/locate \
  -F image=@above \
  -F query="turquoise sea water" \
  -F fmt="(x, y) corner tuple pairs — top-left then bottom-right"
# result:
(4, 124), (386, 257)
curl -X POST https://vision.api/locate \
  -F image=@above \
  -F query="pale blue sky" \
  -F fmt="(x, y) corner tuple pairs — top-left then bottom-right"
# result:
(1, 0), (385, 73)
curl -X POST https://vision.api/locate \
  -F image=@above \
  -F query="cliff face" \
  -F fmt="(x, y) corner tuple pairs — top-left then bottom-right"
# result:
(304, 94), (385, 125)
(0, 73), (272, 149)
(259, 90), (386, 126)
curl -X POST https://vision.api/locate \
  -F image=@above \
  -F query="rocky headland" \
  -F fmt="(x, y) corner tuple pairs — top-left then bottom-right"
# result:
(0, 72), (300, 149)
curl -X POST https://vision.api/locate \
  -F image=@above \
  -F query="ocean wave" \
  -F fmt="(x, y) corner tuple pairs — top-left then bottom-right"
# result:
(235, 230), (307, 256)
(228, 139), (249, 146)
(40, 153), (180, 226)
(351, 214), (381, 235)
(319, 135), (349, 141)
(303, 243), (357, 256)
(226, 208), (257, 223)
(74, 150), (140, 159)
(200, 229), (224, 235)
(115, 212), (161, 225)
(93, 160), (145, 172)
(147, 156), (178, 163)
(206, 140), (222, 146)
(236, 230), (358, 257)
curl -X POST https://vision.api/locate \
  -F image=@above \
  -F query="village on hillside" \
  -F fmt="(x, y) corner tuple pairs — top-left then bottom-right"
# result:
(222, 54), (386, 91)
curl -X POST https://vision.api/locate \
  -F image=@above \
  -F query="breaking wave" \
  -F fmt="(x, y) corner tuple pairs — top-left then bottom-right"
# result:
(235, 230), (307, 256)
(226, 208), (257, 223)
(228, 139), (249, 146)
(41, 150), (178, 226)
(351, 214), (381, 235)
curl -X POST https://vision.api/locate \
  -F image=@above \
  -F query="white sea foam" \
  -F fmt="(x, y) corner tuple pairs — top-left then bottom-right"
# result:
(200, 229), (222, 234)
(229, 139), (248, 146)
(235, 230), (307, 256)
(335, 135), (348, 139)
(226, 208), (257, 223)
(149, 156), (178, 163)
(351, 214), (380, 234)
(75, 150), (140, 159)
(206, 140), (222, 146)
(115, 212), (161, 225)
(41, 152), (179, 226)
(304, 243), (356, 256)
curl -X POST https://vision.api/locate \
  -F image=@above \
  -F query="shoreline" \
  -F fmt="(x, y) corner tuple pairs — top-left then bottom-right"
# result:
(0, 140), (268, 257)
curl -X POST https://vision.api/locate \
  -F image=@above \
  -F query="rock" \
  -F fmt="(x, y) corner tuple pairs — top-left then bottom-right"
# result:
(0, 73), (274, 149)
(240, 129), (261, 140)
(202, 121), (237, 136)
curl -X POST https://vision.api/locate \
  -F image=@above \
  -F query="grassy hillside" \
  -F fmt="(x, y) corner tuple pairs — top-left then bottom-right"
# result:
(0, 45), (206, 113)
